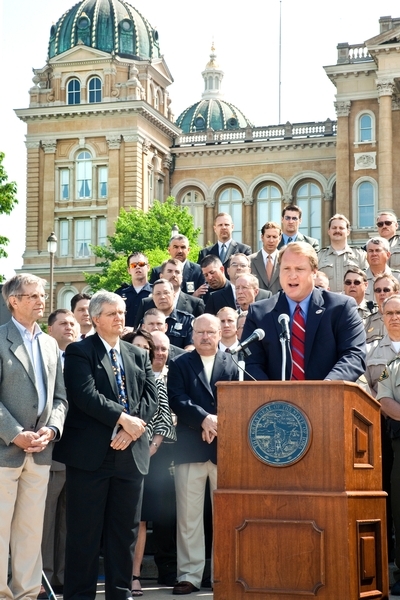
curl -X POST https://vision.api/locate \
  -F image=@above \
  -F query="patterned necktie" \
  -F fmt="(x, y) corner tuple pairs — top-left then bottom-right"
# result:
(266, 254), (273, 281)
(291, 304), (306, 380)
(109, 349), (129, 413)
(287, 237), (293, 244)
(220, 243), (227, 263)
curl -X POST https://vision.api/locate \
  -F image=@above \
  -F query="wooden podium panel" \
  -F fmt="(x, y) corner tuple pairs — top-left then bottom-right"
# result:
(214, 381), (388, 600)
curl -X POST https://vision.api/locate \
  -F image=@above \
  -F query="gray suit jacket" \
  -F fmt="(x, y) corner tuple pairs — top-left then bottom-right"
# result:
(0, 320), (68, 468)
(250, 250), (281, 295)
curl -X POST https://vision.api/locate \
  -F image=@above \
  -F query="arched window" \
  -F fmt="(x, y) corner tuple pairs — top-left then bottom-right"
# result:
(256, 185), (282, 249)
(67, 79), (81, 105)
(181, 190), (205, 246)
(88, 77), (102, 103)
(357, 181), (375, 228)
(295, 182), (322, 242)
(76, 151), (92, 199)
(218, 188), (243, 242)
(355, 111), (375, 143)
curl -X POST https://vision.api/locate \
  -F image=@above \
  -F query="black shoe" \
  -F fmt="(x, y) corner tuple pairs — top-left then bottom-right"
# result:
(157, 573), (177, 586)
(201, 576), (212, 589)
(392, 580), (400, 595)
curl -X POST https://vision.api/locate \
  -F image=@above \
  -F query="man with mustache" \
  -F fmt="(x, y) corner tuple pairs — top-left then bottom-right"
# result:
(317, 214), (367, 293)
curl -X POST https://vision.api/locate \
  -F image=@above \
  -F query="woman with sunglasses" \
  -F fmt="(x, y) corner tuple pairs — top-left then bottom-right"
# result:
(121, 329), (176, 596)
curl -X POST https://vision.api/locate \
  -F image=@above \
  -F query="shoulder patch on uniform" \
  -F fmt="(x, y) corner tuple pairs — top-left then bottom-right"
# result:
(379, 367), (389, 381)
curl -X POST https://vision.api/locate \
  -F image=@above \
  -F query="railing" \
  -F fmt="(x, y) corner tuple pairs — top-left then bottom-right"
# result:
(173, 119), (337, 147)
(337, 43), (372, 64)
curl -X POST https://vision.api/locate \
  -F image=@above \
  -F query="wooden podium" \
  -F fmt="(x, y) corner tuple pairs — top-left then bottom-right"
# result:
(214, 381), (388, 600)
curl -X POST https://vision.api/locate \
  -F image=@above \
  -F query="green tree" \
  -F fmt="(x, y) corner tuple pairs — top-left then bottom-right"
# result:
(0, 152), (18, 268)
(85, 197), (201, 291)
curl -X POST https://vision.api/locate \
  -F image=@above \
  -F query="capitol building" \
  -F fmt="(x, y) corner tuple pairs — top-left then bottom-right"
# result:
(15, 0), (400, 308)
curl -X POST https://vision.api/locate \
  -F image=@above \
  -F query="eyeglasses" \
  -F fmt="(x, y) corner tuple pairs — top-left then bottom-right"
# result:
(129, 261), (147, 268)
(377, 221), (395, 227)
(16, 293), (48, 301)
(284, 216), (299, 221)
(344, 280), (363, 286)
(374, 288), (392, 294)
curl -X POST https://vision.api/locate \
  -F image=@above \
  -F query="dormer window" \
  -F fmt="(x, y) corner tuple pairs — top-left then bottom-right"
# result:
(195, 116), (205, 130)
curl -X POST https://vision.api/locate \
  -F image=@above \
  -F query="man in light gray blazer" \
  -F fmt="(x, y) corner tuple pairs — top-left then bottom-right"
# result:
(250, 221), (282, 295)
(0, 274), (67, 600)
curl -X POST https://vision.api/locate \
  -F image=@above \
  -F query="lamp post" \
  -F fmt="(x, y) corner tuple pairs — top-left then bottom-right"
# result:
(171, 224), (179, 238)
(47, 232), (57, 314)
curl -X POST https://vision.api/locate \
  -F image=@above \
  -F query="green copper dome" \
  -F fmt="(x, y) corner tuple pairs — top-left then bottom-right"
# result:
(48, 0), (160, 61)
(176, 99), (252, 133)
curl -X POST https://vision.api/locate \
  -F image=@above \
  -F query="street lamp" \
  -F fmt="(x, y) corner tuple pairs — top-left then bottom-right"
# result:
(171, 224), (179, 238)
(47, 232), (57, 314)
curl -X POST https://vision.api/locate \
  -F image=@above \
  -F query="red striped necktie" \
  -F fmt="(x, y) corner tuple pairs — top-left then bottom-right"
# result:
(291, 304), (306, 380)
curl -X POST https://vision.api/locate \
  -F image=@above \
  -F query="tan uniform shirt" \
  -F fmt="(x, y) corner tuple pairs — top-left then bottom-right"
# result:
(389, 236), (400, 270)
(364, 310), (386, 344)
(365, 334), (398, 396)
(317, 245), (367, 292)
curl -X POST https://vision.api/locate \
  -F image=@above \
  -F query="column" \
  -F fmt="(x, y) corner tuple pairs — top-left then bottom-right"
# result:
(243, 196), (253, 247)
(42, 139), (57, 249)
(377, 78), (394, 209)
(204, 198), (215, 244)
(106, 135), (121, 235)
(25, 141), (41, 255)
(334, 101), (351, 217)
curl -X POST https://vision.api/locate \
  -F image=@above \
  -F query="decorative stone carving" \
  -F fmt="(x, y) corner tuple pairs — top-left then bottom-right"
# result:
(25, 141), (41, 149)
(354, 152), (376, 171)
(106, 135), (121, 150)
(392, 96), (400, 111)
(376, 79), (394, 97)
(322, 191), (333, 201)
(163, 155), (172, 170)
(334, 101), (351, 117)
(205, 197), (215, 208)
(282, 194), (293, 203)
(243, 195), (253, 206)
(142, 139), (151, 155)
(42, 140), (57, 153)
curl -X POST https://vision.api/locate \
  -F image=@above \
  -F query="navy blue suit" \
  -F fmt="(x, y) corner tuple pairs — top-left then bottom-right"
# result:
(168, 350), (239, 465)
(242, 288), (366, 382)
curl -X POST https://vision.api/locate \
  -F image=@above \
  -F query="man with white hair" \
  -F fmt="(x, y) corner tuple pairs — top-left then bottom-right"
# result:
(54, 290), (158, 600)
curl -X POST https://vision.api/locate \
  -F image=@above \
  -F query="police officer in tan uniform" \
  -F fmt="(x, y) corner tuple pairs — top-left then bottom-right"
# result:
(364, 274), (399, 343)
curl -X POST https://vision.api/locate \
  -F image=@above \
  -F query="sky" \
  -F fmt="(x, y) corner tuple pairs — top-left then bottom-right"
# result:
(1, 0), (400, 277)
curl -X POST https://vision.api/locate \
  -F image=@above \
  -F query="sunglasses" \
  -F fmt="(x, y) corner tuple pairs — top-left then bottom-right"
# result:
(129, 261), (147, 268)
(374, 287), (392, 293)
(377, 221), (395, 227)
(344, 280), (363, 286)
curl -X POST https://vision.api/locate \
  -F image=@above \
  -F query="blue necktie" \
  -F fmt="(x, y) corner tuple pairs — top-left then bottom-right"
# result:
(109, 349), (129, 413)
(220, 244), (227, 263)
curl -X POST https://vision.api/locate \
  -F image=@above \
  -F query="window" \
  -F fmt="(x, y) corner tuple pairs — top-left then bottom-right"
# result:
(256, 185), (282, 249)
(218, 188), (243, 242)
(60, 169), (69, 200)
(67, 79), (81, 105)
(181, 190), (205, 246)
(88, 77), (102, 103)
(359, 114), (372, 142)
(98, 218), (107, 247)
(75, 219), (91, 257)
(98, 166), (108, 198)
(76, 151), (92, 199)
(295, 183), (322, 242)
(357, 181), (375, 228)
(59, 220), (69, 256)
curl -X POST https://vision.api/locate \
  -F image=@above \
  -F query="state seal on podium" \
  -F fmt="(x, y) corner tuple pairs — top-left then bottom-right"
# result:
(248, 401), (312, 467)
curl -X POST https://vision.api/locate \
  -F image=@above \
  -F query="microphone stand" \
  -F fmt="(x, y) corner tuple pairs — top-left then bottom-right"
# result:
(280, 333), (288, 381)
(238, 350), (245, 381)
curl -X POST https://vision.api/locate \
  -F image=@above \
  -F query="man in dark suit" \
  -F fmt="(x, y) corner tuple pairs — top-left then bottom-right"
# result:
(133, 259), (204, 328)
(168, 314), (239, 595)
(141, 308), (186, 363)
(277, 205), (320, 252)
(205, 255), (271, 315)
(250, 221), (282, 295)
(53, 291), (158, 600)
(242, 242), (366, 381)
(197, 212), (251, 271)
(150, 235), (205, 295)
(115, 252), (153, 327)
(0, 274), (67, 600)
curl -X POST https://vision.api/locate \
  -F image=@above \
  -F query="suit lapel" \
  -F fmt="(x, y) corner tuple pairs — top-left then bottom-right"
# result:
(7, 321), (37, 388)
(188, 351), (213, 396)
(224, 240), (238, 263)
(210, 352), (228, 395)
(37, 335), (50, 393)
(120, 343), (136, 407)
(254, 252), (269, 287)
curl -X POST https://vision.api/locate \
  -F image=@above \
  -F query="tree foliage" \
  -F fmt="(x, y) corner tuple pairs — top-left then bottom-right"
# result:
(85, 197), (201, 291)
(0, 152), (18, 268)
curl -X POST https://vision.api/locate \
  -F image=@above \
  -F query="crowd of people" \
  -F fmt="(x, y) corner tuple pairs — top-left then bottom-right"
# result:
(2, 206), (400, 599)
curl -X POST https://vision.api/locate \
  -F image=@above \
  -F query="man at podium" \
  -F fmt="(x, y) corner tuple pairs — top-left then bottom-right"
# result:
(242, 242), (366, 382)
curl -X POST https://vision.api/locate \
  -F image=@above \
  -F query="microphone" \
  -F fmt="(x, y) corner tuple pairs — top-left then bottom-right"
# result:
(230, 328), (265, 355)
(278, 313), (290, 341)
